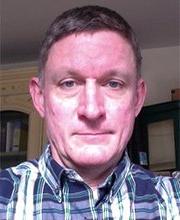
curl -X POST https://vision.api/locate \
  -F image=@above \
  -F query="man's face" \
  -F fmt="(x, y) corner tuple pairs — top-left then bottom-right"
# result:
(30, 31), (146, 170)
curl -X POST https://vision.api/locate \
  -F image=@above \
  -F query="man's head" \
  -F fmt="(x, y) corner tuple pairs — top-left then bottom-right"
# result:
(30, 5), (146, 181)
(39, 5), (142, 79)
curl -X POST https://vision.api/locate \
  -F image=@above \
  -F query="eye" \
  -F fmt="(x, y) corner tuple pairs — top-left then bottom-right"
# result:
(59, 79), (77, 89)
(106, 80), (123, 89)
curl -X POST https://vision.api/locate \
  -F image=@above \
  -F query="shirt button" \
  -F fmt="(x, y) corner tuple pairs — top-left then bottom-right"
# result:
(55, 188), (59, 194)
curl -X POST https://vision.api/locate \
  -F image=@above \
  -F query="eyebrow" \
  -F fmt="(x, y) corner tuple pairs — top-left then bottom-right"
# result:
(97, 70), (134, 84)
(51, 69), (80, 82)
(51, 68), (133, 82)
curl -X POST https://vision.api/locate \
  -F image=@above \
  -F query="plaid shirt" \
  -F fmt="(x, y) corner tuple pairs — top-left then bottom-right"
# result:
(0, 146), (180, 220)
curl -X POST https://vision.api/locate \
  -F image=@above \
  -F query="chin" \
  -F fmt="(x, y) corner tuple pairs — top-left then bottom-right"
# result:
(67, 143), (119, 167)
(72, 153), (111, 167)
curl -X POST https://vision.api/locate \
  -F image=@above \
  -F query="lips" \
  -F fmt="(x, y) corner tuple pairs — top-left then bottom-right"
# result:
(72, 131), (114, 144)
(73, 131), (114, 136)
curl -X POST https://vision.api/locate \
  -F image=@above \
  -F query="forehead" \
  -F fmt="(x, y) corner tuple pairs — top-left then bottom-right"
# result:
(44, 31), (136, 77)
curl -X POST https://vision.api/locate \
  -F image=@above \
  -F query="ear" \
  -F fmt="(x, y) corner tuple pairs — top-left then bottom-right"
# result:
(134, 78), (147, 117)
(29, 77), (45, 118)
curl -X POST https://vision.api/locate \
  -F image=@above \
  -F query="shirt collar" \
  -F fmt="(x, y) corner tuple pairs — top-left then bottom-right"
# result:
(38, 145), (64, 191)
(38, 145), (131, 197)
(111, 151), (131, 198)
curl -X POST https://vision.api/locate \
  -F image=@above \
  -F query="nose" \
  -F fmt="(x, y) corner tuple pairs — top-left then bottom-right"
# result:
(77, 80), (105, 120)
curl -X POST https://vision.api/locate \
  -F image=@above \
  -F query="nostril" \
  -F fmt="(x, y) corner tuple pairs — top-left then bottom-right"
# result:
(77, 80), (105, 120)
(77, 103), (105, 120)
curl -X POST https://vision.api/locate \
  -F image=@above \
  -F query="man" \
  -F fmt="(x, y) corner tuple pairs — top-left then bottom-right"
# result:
(0, 5), (179, 220)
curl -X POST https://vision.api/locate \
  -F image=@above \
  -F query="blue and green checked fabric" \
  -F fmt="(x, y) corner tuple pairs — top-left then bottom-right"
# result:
(0, 146), (180, 219)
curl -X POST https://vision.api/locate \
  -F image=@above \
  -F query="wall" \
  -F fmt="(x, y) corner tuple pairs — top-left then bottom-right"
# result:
(1, 45), (179, 106)
(141, 46), (180, 105)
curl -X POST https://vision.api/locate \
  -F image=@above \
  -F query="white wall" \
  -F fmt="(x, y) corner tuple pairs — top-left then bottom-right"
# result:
(141, 46), (180, 105)
(2, 46), (179, 107)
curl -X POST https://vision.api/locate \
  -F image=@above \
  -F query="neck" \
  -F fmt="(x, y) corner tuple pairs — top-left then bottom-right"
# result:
(70, 161), (118, 188)
(51, 145), (119, 188)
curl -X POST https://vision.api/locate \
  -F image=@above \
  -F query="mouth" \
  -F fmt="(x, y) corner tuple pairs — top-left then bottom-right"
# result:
(72, 131), (114, 143)
(73, 131), (114, 136)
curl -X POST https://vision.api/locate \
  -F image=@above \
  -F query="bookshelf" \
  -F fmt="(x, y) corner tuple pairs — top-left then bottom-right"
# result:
(0, 111), (29, 169)
(0, 66), (46, 170)
(128, 101), (180, 172)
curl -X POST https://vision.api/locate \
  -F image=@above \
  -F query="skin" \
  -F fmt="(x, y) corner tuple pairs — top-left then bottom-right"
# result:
(30, 31), (146, 187)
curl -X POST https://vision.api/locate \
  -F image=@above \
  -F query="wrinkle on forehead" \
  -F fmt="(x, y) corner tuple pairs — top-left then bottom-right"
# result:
(44, 31), (136, 80)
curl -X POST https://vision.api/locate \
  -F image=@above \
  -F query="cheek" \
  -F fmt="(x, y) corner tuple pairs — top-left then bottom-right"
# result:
(106, 97), (135, 119)
(106, 97), (136, 139)
(45, 93), (78, 129)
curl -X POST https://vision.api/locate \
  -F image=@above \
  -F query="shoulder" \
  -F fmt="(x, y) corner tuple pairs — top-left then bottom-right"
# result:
(0, 160), (39, 199)
(129, 163), (156, 185)
(0, 168), (15, 199)
(126, 164), (180, 218)
(153, 174), (180, 200)
(130, 164), (180, 199)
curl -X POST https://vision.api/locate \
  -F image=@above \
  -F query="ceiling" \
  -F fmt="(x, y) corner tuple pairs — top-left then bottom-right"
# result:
(1, 0), (179, 66)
